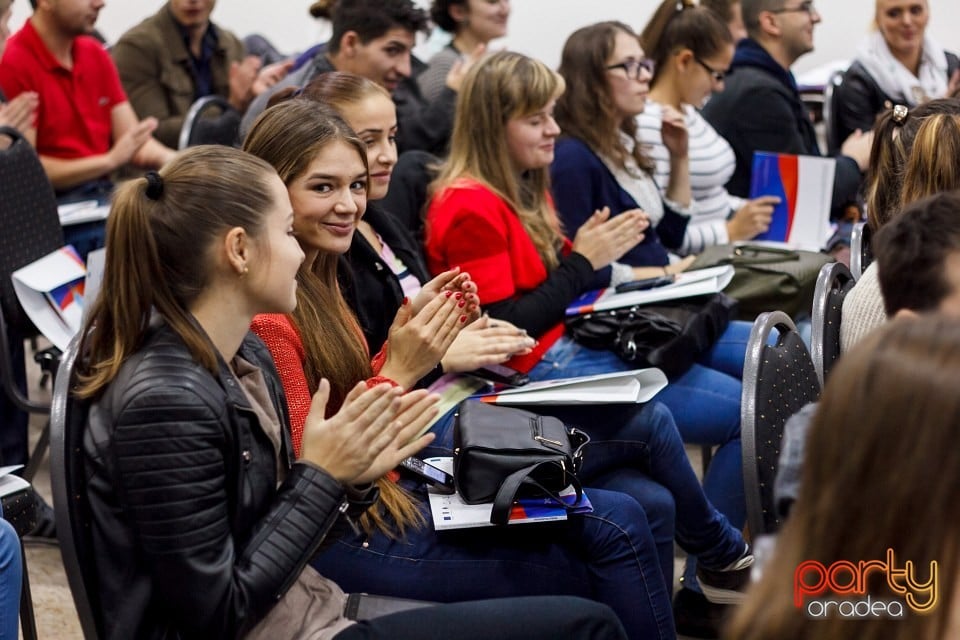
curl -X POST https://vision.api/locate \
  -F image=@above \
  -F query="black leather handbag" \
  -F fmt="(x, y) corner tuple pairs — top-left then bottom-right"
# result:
(565, 293), (738, 378)
(453, 401), (588, 525)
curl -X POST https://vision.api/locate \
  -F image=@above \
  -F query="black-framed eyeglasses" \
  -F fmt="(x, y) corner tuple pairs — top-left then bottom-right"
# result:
(693, 56), (726, 82)
(770, 1), (817, 16)
(605, 58), (655, 80)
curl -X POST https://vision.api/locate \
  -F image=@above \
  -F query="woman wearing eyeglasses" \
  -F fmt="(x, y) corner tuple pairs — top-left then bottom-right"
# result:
(636, 0), (780, 255)
(832, 0), (959, 152)
(550, 21), (754, 635)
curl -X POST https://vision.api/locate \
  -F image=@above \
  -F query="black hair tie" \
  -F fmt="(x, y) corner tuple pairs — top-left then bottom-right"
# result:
(145, 171), (164, 200)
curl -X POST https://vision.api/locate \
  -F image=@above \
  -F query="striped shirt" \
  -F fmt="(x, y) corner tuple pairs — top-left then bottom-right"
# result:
(637, 101), (745, 255)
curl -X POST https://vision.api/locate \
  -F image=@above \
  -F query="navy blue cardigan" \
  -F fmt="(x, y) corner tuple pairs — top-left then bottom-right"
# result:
(550, 137), (689, 268)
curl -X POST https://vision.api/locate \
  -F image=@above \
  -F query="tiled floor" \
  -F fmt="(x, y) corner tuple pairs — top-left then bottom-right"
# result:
(16, 349), (704, 640)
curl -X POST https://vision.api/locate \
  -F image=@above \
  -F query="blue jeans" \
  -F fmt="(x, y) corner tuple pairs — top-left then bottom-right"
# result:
(313, 480), (675, 640)
(528, 323), (750, 590)
(335, 596), (628, 640)
(0, 510), (22, 638)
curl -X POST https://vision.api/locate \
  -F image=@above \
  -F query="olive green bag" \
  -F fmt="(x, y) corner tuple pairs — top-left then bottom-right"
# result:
(689, 244), (833, 320)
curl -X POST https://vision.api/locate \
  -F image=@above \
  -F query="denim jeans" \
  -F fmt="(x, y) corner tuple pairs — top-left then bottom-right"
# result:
(313, 476), (676, 640)
(0, 510), (22, 638)
(419, 396), (743, 597)
(57, 179), (111, 262)
(335, 596), (628, 640)
(528, 323), (750, 590)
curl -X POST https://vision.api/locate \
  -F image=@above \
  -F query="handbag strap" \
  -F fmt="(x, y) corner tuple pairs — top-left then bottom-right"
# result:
(733, 245), (800, 266)
(490, 461), (584, 526)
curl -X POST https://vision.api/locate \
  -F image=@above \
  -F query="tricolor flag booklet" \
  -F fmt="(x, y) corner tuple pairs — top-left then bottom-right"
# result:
(565, 266), (734, 317)
(749, 151), (836, 250)
(11, 245), (86, 350)
(425, 457), (594, 530)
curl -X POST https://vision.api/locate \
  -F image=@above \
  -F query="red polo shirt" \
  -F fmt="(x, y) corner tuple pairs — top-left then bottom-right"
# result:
(0, 20), (126, 160)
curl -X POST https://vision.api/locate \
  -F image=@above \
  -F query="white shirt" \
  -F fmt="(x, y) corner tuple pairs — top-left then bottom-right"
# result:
(637, 101), (745, 255)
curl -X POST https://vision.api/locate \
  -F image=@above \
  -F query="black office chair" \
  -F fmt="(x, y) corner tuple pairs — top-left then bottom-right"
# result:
(741, 312), (821, 537)
(0, 126), (65, 481)
(50, 336), (102, 639)
(823, 70), (846, 156)
(50, 335), (433, 637)
(177, 95), (241, 149)
(849, 221), (874, 281)
(810, 262), (855, 386)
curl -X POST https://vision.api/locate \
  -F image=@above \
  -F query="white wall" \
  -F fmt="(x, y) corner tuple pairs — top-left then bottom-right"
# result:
(9, 0), (959, 76)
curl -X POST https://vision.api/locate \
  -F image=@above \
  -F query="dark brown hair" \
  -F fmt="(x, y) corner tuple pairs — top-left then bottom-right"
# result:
(555, 21), (654, 175)
(640, 0), (734, 85)
(76, 147), (277, 397)
(726, 314), (960, 640)
(875, 190), (960, 316)
(317, 0), (428, 53)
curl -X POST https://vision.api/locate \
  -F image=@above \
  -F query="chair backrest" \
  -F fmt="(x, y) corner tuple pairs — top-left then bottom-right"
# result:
(0, 127), (65, 336)
(810, 262), (855, 386)
(849, 221), (874, 281)
(178, 95), (239, 149)
(741, 311), (821, 537)
(823, 70), (846, 155)
(50, 336), (102, 639)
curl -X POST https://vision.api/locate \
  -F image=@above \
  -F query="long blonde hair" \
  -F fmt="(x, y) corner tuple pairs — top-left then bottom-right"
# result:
(433, 50), (566, 269)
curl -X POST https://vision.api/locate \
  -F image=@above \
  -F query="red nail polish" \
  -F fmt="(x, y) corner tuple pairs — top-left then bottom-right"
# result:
(458, 300), (466, 308)
(402, 297), (409, 306)
(455, 292), (463, 300)
(445, 291), (453, 298)
(460, 315), (467, 323)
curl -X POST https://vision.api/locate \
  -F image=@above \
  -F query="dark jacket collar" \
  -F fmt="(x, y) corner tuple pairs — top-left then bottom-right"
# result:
(732, 38), (799, 94)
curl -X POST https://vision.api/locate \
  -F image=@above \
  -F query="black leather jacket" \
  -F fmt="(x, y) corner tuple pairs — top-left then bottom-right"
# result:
(83, 323), (371, 639)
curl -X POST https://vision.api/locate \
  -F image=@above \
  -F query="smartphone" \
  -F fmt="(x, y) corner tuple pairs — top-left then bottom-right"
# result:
(469, 363), (530, 387)
(614, 275), (675, 293)
(399, 457), (456, 493)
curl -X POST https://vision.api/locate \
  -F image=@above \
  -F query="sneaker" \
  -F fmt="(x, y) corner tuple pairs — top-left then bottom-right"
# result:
(696, 545), (754, 605)
(672, 587), (730, 639)
(23, 492), (58, 546)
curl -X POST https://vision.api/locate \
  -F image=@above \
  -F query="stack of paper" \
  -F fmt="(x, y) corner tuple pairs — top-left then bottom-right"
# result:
(425, 458), (593, 530)
(474, 368), (668, 405)
(565, 265), (734, 317)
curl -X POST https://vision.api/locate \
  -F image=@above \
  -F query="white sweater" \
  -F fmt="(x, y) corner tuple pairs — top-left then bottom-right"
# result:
(636, 101), (745, 255)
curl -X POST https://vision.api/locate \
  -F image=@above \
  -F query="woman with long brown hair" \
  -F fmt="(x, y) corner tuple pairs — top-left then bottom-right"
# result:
(726, 314), (960, 640)
(244, 97), (687, 640)
(549, 23), (753, 613)
(427, 50), (755, 619)
(75, 143), (626, 640)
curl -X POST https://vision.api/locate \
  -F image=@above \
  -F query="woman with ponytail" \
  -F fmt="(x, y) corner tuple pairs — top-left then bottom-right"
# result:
(244, 97), (687, 640)
(77, 145), (622, 640)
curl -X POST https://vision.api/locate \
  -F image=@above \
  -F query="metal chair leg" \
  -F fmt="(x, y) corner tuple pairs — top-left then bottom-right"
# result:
(19, 545), (37, 640)
(22, 422), (50, 483)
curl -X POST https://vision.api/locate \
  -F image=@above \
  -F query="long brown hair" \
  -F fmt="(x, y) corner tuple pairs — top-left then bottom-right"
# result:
(863, 97), (960, 230)
(75, 147), (277, 398)
(726, 315), (960, 640)
(900, 114), (960, 207)
(244, 99), (422, 537)
(555, 21), (655, 176)
(433, 50), (565, 269)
